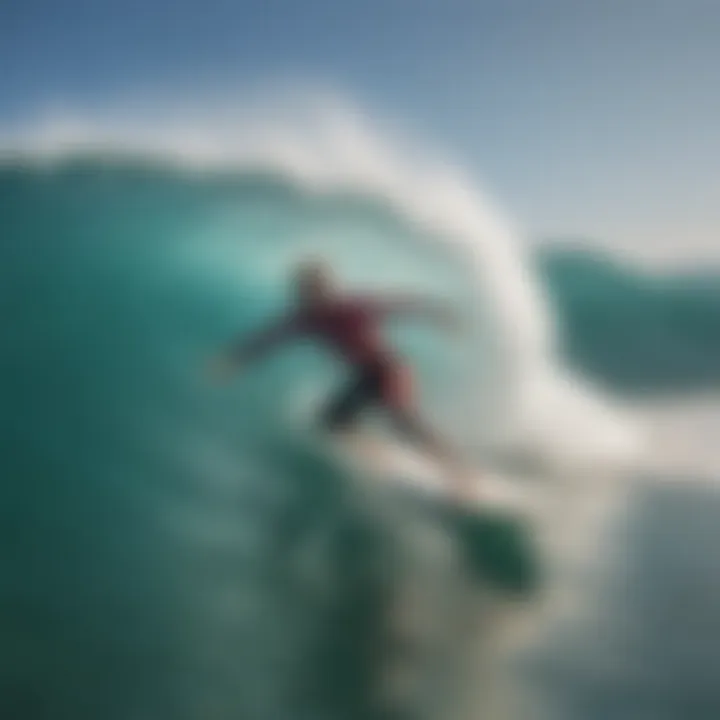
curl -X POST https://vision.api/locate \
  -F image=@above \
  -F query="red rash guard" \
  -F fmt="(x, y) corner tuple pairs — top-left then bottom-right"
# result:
(236, 297), (396, 367)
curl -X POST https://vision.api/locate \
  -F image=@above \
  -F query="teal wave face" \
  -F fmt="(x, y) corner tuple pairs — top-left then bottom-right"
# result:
(0, 160), (503, 719)
(1, 157), (714, 718)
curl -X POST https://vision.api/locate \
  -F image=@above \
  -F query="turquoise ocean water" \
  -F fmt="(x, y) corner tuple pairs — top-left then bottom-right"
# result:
(2, 147), (720, 720)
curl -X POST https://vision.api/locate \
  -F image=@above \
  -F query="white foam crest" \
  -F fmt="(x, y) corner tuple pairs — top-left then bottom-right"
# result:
(0, 93), (641, 467)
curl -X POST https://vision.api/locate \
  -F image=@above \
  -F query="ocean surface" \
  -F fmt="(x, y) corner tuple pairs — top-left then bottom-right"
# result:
(2, 113), (720, 720)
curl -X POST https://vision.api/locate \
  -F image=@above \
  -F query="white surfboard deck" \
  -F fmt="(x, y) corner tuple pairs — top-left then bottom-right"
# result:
(330, 431), (528, 515)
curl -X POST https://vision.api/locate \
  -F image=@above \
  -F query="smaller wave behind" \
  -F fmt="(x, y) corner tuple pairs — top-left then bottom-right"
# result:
(0, 92), (642, 469)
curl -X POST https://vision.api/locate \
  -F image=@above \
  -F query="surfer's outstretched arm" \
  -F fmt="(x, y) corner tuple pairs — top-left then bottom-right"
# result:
(371, 295), (461, 331)
(209, 316), (301, 380)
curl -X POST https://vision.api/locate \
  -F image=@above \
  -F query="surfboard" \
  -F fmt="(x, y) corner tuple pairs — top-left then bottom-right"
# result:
(329, 431), (541, 596)
(330, 431), (529, 516)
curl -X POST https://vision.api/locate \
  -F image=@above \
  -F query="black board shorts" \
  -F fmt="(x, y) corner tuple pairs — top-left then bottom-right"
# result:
(321, 356), (412, 429)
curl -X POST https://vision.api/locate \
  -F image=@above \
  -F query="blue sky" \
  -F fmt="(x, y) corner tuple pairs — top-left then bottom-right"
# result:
(2, 0), (719, 263)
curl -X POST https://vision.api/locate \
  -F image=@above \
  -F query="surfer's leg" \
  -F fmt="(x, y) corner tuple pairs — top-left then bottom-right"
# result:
(388, 408), (454, 464)
(383, 363), (472, 497)
(380, 364), (445, 456)
(390, 408), (473, 499)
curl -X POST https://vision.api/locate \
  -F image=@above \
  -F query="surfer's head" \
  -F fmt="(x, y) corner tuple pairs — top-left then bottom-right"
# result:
(292, 259), (336, 308)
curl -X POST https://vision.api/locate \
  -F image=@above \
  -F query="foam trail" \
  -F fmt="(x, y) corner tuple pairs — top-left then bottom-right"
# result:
(0, 93), (641, 468)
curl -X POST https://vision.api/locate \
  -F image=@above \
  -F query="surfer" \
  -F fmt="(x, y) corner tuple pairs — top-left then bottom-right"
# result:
(209, 260), (471, 496)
